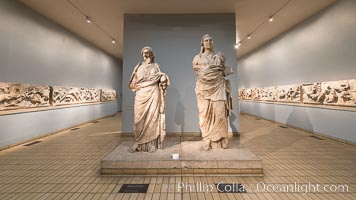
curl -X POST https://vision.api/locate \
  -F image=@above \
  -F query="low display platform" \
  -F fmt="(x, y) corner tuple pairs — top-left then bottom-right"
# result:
(101, 137), (263, 176)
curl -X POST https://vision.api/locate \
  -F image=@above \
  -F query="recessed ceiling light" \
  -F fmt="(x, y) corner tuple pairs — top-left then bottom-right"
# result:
(269, 16), (274, 22)
(235, 42), (242, 49)
(86, 16), (92, 23)
(247, 35), (251, 40)
(112, 39), (116, 44)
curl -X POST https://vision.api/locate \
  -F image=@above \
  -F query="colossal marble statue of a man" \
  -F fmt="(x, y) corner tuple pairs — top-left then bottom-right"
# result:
(129, 47), (170, 153)
(192, 34), (233, 151)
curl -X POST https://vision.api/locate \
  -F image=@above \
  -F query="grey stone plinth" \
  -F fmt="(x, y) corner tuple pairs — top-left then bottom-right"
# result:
(101, 139), (263, 176)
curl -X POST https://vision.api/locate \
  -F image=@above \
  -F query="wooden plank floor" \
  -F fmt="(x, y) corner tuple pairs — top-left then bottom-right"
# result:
(0, 113), (355, 199)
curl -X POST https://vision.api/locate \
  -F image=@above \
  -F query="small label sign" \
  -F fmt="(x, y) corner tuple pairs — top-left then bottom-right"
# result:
(119, 184), (149, 193)
(171, 153), (180, 160)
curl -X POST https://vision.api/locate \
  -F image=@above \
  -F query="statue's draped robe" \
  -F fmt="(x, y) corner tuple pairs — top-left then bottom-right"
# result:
(129, 62), (169, 151)
(193, 52), (232, 143)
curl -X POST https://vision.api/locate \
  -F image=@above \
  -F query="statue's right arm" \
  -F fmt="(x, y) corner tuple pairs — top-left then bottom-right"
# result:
(129, 81), (137, 90)
(129, 62), (142, 91)
(129, 74), (138, 91)
(192, 54), (200, 71)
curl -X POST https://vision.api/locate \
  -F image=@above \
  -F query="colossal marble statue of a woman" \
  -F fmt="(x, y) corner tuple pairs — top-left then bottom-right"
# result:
(129, 47), (170, 153)
(192, 34), (233, 151)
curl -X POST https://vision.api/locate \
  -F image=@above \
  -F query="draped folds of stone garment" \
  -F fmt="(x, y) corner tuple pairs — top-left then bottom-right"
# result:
(129, 62), (170, 151)
(193, 52), (232, 143)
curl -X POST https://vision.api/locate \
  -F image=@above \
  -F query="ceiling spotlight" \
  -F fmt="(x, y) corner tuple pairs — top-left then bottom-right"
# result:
(235, 42), (242, 49)
(112, 39), (116, 44)
(86, 16), (92, 23)
(269, 16), (274, 22)
(247, 35), (251, 40)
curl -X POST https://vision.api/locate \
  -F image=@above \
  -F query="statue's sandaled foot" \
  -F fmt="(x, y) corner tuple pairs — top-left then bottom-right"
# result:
(201, 140), (211, 151)
(222, 138), (229, 149)
(128, 143), (138, 153)
(211, 140), (222, 149)
(148, 145), (156, 153)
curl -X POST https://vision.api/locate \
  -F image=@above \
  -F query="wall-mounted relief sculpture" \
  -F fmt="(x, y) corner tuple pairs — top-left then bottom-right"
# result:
(251, 88), (262, 101)
(277, 85), (301, 103)
(240, 79), (355, 109)
(52, 87), (102, 105)
(320, 79), (356, 107)
(241, 88), (253, 100)
(1, 82), (117, 114)
(52, 86), (82, 106)
(260, 87), (277, 102)
(239, 88), (251, 100)
(101, 89), (117, 102)
(80, 88), (101, 103)
(302, 82), (323, 104)
(0, 82), (50, 111)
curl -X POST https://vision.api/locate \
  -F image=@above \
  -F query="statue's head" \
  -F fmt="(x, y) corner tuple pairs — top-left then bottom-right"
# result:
(200, 34), (214, 53)
(141, 46), (155, 62)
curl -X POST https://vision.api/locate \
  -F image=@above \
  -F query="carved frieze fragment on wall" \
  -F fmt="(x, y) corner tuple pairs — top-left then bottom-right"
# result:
(80, 88), (100, 103)
(320, 79), (356, 107)
(260, 87), (277, 102)
(241, 88), (253, 100)
(302, 82), (323, 104)
(0, 82), (50, 111)
(277, 85), (301, 103)
(52, 86), (82, 106)
(101, 89), (117, 102)
(251, 88), (262, 101)
(239, 88), (250, 100)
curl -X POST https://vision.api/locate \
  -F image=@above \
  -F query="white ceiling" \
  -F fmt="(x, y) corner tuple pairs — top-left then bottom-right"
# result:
(19, 0), (336, 60)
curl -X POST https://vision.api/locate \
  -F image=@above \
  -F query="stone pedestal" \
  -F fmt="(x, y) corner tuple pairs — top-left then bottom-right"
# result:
(101, 137), (263, 176)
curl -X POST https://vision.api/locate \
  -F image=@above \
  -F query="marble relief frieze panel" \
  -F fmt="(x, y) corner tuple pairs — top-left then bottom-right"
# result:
(52, 86), (82, 106)
(101, 89), (117, 102)
(260, 87), (277, 102)
(80, 88), (101, 103)
(1, 81), (117, 114)
(302, 82), (323, 104)
(277, 85), (301, 103)
(241, 88), (252, 100)
(240, 79), (355, 110)
(0, 82), (50, 111)
(251, 88), (262, 101)
(320, 79), (356, 107)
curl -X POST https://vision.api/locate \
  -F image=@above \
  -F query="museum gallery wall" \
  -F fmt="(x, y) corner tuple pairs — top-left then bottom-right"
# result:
(238, 0), (356, 143)
(0, 0), (122, 149)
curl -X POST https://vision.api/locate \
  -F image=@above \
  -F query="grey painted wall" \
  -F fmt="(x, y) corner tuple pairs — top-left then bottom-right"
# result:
(238, 0), (356, 143)
(0, 0), (122, 148)
(240, 102), (356, 142)
(0, 102), (117, 147)
(123, 14), (239, 133)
